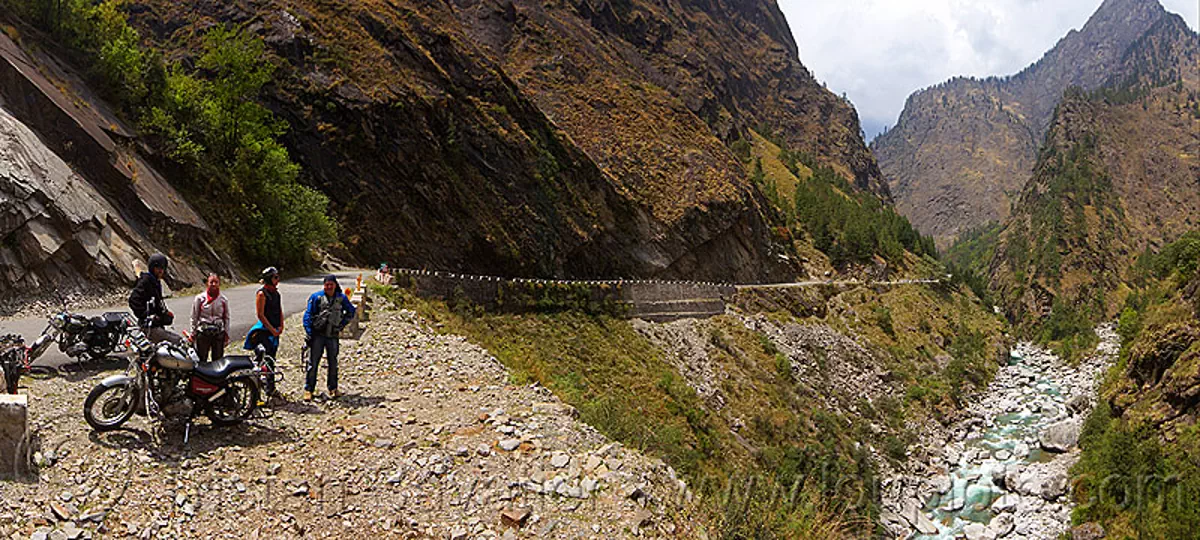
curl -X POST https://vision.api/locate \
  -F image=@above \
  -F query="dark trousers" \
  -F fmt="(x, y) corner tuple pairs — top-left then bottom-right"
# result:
(194, 333), (225, 363)
(305, 335), (339, 392)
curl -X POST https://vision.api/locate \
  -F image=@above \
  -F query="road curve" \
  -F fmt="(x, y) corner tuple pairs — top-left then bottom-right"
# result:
(6, 270), (367, 368)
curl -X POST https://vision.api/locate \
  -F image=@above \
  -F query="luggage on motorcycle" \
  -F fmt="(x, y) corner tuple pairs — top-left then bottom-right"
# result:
(91, 312), (129, 330)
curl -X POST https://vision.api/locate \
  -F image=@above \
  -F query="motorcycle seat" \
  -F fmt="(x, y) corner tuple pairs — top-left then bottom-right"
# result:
(90, 312), (127, 330)
(194, 356), (255, 380)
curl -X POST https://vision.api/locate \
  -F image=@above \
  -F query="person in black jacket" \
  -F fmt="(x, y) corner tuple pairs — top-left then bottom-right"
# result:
(128, 253), (183, 345)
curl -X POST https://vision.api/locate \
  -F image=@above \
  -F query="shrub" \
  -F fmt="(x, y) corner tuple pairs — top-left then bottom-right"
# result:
(7, 3), (337, 267)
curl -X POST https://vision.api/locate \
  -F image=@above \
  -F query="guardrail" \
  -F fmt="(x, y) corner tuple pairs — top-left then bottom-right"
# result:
(381, 268), (944, 322)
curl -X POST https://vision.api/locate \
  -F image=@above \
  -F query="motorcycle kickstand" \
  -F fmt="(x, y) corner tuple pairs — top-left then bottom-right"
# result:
(185, 418), (192, 445)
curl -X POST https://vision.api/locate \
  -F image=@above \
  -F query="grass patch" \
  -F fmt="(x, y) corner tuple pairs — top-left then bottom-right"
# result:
(376, 284), (879, 536)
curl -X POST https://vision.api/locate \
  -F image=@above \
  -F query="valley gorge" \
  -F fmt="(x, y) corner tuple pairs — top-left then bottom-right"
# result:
(0, 0), (1197, 538)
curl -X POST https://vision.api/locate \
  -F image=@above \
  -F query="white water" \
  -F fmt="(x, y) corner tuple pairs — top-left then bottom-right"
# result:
(910, 325), (1119, 539)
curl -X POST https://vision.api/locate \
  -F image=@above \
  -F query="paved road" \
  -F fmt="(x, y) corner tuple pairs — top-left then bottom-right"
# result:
(6, 270), (367, 368)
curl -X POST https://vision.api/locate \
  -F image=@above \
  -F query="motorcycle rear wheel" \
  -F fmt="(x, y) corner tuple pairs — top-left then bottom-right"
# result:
(84, 382), (137, 431)
(205, 375), (259, 426)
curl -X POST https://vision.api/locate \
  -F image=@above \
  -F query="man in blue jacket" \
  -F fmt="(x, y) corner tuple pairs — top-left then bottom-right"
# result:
(302, 275), (357, 400)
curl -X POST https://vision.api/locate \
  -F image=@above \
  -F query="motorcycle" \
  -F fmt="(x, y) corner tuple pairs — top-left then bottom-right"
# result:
(1, 334), (26, 394)
(82, 316), (276, 442)
(27, 310), (134, 365)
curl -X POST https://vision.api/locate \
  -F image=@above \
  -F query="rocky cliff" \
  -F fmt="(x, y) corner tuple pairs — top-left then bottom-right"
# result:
(872, 0), (1176, 246)
(0, 31), (228, 314)
(113, 0), (885, 282)
(987, 13), (1199, 328)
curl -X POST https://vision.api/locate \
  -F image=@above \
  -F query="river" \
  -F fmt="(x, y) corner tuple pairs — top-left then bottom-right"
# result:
(887, 324), (1119, 539)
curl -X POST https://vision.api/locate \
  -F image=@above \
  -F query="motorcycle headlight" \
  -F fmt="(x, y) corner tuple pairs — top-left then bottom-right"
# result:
(51, 314), (66, 329)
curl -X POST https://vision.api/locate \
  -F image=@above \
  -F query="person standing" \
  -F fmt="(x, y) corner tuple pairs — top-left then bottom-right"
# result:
(128, 253), (183, 345)
(190, 273), (230, 362)
(302, 275), (356, 400)
(245, 267), (284, 357)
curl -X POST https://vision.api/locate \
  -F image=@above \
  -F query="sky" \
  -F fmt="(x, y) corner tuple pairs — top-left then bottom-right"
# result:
(775, 0), (1200, 141)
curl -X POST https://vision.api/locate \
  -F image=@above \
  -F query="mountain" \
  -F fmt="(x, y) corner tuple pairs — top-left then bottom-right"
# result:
(1069, 237), (1200, 536)
(96, 0), (886, 282)
(986, 12), (1199, 340)
(872, 0), (1175, 246)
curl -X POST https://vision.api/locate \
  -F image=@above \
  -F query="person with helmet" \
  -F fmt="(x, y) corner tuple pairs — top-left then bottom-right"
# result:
(244, 267), (284, 396)
(128, 252), (183, 345)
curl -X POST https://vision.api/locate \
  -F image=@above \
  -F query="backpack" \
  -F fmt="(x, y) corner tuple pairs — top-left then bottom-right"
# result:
(312, 294), (344, 337)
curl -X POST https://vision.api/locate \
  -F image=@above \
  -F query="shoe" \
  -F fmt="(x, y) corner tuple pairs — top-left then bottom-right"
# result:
(329, 389), (342, 399)
(302, 391), (313, 401)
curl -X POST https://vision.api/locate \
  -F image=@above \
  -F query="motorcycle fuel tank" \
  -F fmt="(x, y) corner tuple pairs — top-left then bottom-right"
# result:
(155, 344), (197, 371)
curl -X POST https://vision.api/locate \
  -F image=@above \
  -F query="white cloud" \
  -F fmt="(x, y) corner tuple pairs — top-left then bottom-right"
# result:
(776, 0), (1200, 140)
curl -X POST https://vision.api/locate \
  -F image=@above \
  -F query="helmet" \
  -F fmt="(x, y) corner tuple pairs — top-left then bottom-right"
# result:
(148, 253), (169, 271)
(261, 266), (280, 282)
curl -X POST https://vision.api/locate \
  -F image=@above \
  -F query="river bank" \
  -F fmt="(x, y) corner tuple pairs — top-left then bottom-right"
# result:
(883, 324), (1119, 538)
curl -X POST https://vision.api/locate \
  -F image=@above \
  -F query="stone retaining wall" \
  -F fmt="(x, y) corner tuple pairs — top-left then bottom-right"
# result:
(0, 393), (29, 479)
(390, 268), (733, 322)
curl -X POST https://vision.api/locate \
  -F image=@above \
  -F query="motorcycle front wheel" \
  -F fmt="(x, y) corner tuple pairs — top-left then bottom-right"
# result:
(84, 382), (137, 431)
(205, 375), (259, 426)
(26, 333), (54, 363)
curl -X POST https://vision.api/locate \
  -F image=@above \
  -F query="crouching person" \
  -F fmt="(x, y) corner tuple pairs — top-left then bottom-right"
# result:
(302, 275), (356, 401)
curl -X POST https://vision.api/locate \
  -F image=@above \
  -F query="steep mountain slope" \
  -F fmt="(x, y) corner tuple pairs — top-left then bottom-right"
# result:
(872, 0), (1175, 246)
(1070, 239), (1200, 537)
(0, 30), (227, 313)
(107, 0), (885, 282)
(987, 13), (1199, 339)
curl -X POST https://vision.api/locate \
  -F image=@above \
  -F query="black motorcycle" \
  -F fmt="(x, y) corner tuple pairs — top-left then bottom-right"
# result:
(1, 334), (26, 394)
(83, 316), (275, 442)
(27, 311), (134, 365)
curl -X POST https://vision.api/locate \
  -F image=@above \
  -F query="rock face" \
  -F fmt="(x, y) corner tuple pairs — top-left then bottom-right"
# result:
(1111, 320), (1200, 428)
(120, 0), (886, 282)
(0, 31), (229, 313)
(872, 0), (1182, 246)
(987, 13), (1200, 325)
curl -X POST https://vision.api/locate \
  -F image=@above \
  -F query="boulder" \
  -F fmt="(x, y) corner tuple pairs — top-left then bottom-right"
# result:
(1038, 471), (1069, 501)
(964, 522), (993, 540)
(991, 466), (1008, 489)
(1066, 395), (1090, 416)
(989, 513), (1016, 537)
(991, 493), (1021, 513)
(901, 501), (938, 535)
(1039, 419), (1082, 452)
